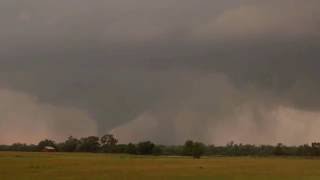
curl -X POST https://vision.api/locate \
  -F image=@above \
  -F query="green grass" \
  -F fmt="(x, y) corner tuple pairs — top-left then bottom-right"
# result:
(1, 152), (320, 180)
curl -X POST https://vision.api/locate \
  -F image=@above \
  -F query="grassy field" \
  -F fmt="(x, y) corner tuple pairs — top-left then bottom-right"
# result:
(1, 152), (320, 180)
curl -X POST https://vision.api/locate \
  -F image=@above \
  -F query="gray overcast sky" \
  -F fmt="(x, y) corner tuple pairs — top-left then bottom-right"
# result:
(0, 0), (320, 145)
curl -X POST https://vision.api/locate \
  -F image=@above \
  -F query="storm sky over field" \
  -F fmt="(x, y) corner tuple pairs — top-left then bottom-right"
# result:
(0, 0), (320, 145)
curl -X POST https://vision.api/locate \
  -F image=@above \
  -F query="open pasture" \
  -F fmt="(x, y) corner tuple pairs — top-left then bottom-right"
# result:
(1, 152), (320, 180)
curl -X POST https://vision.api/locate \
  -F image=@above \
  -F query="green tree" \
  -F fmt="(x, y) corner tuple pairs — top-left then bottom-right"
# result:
(126, 143), (137, 154)
(37, 139), (56, 151)
(60, 136), (80, 152)
(100, 134), (118, 153)
(152, 145), (163, 155)
(192, 142), (205, 159)
(136, 141), (155, 155)
(274, 143), (285, 156)
(183, 140), (194, 156)
(183, 140), (205, 158)
(77, 136), (100, 152)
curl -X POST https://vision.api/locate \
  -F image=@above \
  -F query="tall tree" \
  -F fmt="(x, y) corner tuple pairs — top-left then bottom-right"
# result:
(136, 141), (155, 155)
(183, 140), (194, 156)
(77, 136), (100, 152)
(100, 134), (118, 153)
(60, 136), (80, 152)
(183, 140), (205, 158)
(126, 143), (137, 154)
(37, 139), (56, 151)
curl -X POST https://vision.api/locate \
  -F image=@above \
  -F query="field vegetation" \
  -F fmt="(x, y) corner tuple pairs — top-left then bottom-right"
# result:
(1, 152), (320, 180)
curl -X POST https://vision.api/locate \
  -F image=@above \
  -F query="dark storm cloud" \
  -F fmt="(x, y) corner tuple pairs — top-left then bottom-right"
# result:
(0, 0), (320, 144)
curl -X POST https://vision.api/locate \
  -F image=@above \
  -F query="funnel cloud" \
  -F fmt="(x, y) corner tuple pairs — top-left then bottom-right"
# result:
(1, 0), (320, 145)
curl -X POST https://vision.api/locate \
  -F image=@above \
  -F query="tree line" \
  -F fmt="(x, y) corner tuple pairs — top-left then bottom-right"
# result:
(1, 135), (320, 158)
